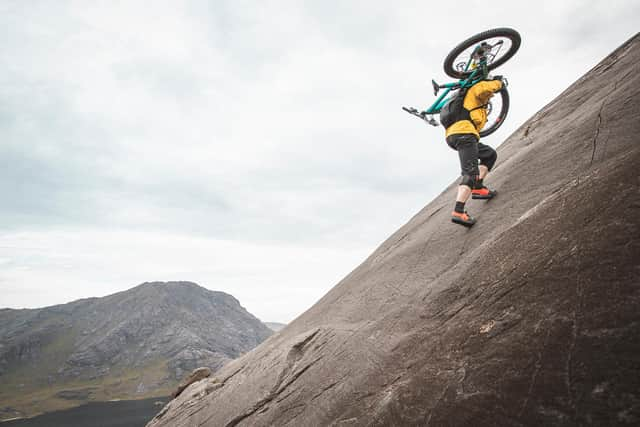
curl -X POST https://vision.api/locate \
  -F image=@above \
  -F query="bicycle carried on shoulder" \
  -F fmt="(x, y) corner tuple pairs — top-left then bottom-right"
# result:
(404, 28), (521, 137)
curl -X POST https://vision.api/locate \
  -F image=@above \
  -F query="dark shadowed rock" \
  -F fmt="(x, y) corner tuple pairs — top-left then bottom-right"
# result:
(0, 281), (272, 420)
(147, 35), (640, 427)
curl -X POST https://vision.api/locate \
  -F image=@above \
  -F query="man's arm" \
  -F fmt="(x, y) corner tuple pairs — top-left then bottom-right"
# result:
(473, 79), (503, 99)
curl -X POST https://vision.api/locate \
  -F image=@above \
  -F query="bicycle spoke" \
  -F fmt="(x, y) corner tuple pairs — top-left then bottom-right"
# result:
(485, 95), (501, 125)
(486, 42), (504, 65)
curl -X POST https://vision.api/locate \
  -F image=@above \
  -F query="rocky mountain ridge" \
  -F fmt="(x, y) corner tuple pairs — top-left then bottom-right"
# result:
(0, 281), (273, 420)
(147, 35), (640, 426)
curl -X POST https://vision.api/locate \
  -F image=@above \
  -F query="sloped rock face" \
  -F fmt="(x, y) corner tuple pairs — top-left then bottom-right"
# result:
(148, 35), (640, 427)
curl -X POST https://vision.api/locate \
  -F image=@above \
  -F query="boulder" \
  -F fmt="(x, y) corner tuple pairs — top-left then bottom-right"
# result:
(172, 367), (212, 399)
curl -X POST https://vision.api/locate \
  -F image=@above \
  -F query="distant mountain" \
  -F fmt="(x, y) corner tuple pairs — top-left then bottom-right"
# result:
(264, 322), (286, 332)
(0, 281), (273, 421)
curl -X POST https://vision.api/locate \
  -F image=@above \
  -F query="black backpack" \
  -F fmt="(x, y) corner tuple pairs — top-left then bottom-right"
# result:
(439, 86), (485, 129)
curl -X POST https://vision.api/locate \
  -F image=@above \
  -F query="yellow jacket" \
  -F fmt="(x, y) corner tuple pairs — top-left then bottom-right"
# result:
(445, 80), (503, 139)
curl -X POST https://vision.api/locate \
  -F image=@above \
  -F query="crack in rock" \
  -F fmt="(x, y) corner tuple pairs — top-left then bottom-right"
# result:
(590, 79), (620, 166)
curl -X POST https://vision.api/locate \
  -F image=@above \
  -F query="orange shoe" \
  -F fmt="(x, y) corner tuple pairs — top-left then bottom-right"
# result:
(471, 186), (497, 200)
(451, 211), (476, 227)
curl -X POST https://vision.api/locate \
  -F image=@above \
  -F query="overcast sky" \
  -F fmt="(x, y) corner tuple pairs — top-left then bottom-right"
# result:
(1, 1), (637, 323)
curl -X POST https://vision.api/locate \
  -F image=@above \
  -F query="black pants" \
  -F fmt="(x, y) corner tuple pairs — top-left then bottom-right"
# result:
(446, 134), (497, 183)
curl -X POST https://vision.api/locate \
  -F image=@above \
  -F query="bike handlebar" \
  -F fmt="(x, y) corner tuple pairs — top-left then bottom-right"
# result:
(402, 106), (423, 117)
(402, 107), (439, 127)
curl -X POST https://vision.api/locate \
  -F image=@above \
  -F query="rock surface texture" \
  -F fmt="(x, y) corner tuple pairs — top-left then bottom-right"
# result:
(0, 281), (272, 420)
(147, 36), (640, 427)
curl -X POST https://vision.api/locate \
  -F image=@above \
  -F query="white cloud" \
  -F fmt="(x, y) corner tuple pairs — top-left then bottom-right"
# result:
(0, 228), (367, 323)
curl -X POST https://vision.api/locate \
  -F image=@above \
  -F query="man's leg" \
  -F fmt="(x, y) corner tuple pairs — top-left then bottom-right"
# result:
(456, 185), (472, 204)
(479, 164), (489, 180)
(449, 134), (479, 227)
(472, 143), (498, 200)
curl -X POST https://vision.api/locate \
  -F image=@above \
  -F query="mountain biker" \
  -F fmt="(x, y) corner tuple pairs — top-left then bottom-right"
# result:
(445, 75), (505, 227)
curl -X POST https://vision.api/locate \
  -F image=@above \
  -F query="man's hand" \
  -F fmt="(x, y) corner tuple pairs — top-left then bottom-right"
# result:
(491, 75), (508, 88)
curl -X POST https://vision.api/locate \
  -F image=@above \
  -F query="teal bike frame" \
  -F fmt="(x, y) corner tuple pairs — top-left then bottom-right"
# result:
(404, 36), (513, 137)
(403, 43), (496, 126)
(425, 63), (488, 115)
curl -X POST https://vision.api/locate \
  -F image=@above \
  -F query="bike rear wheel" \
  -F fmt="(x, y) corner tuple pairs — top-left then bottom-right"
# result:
(479, 87), (509, 138)
(443, 28), (521, 79)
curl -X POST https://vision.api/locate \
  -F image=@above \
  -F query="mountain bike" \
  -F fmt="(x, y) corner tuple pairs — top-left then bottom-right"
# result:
(404, 28), (521, 137)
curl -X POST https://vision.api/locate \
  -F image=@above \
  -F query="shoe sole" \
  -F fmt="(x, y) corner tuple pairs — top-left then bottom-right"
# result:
(451, 218), (475, 227)
(472, 190), (497, 200)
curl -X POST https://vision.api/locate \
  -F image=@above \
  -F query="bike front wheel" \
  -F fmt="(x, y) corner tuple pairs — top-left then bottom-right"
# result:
(479, 87), (509, 138)
(443, 28), (521, 79)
